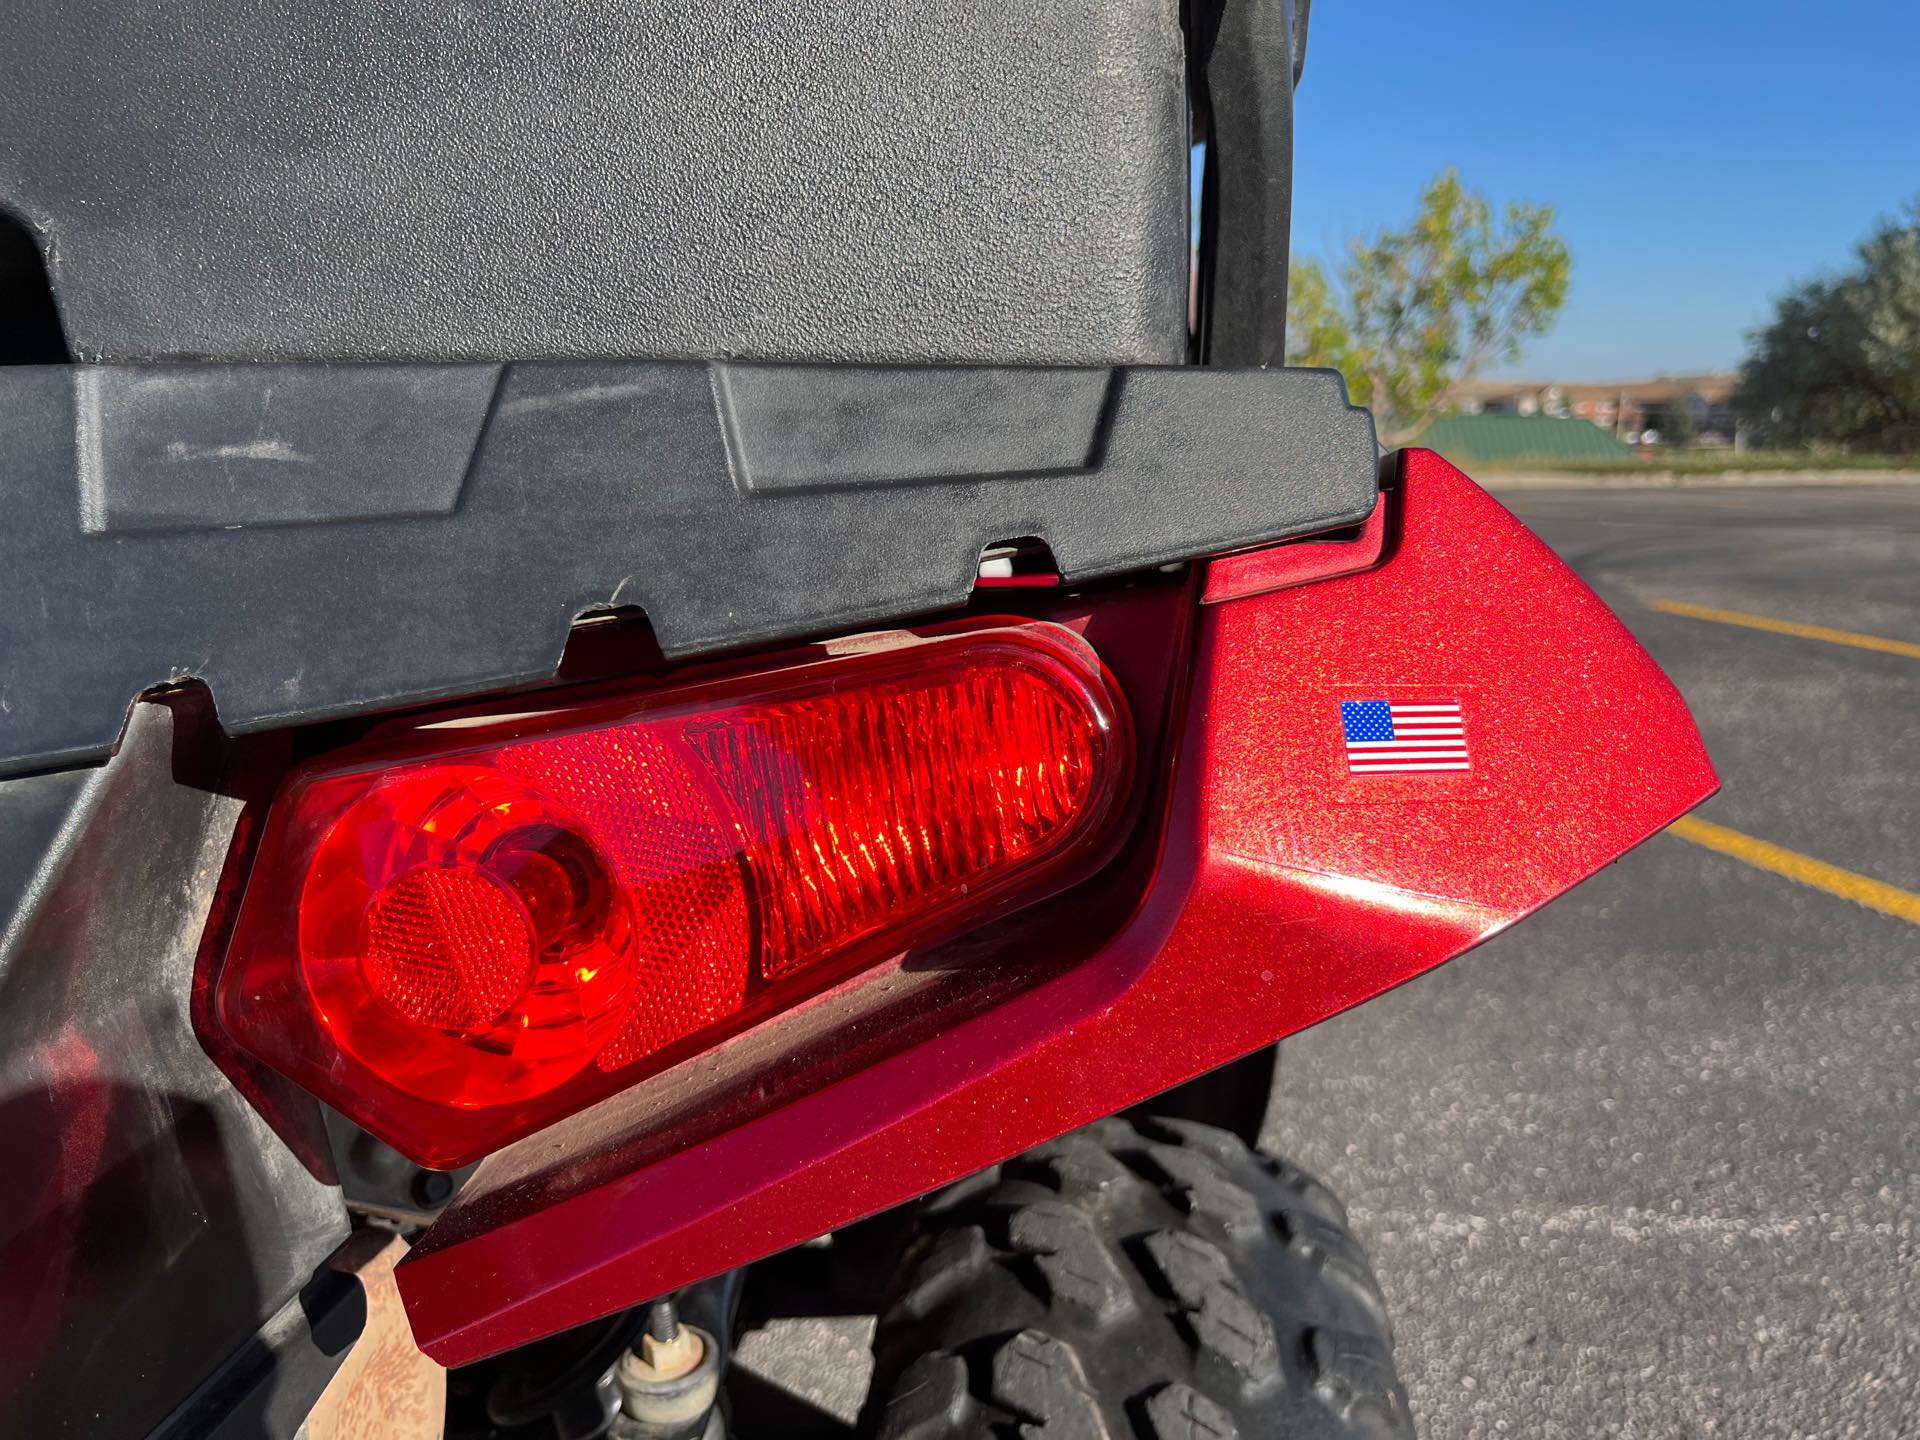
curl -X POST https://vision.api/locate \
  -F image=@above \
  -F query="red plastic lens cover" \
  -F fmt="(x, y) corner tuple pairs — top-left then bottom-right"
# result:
(213, 621), (1130, 1166)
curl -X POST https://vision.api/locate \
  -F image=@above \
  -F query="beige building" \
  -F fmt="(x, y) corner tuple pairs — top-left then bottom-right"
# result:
(1448, 374), (1740, 446)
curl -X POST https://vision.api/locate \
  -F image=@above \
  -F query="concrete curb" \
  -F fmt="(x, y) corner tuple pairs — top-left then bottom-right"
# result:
(1480, 469), (1920, 490)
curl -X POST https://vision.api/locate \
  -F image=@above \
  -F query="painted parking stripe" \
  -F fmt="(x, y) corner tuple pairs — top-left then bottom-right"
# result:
(1650, 600), (1920, 661)
(1668, 815), (1920, 927)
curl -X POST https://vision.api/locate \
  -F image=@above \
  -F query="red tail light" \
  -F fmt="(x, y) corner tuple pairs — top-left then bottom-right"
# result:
(213, 621), (1130, 1166)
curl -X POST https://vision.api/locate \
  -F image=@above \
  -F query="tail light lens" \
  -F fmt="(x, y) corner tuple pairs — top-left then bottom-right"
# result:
(213, 621), (1130, 1166)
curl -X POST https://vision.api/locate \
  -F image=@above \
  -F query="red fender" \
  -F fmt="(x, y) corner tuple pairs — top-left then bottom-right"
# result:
(397, 449), (1716, 1362)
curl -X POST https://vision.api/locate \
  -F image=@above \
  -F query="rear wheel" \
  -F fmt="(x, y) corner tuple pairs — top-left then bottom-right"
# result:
(863, 1115), (1412, 1439)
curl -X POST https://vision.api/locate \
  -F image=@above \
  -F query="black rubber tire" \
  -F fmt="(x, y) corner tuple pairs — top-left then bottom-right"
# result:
(861, 1115), (1413, 1440)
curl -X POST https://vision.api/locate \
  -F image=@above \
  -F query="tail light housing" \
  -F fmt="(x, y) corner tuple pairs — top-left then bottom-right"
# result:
(212, 620), (1131, 1167)
(389, 452), (1718, 1366)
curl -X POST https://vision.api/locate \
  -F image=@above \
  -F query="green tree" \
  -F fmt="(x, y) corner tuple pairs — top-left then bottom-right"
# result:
(1738, 201), (1920, 452)
(1660, 395), (1698, 447)
(1286, 170), (1571, 444)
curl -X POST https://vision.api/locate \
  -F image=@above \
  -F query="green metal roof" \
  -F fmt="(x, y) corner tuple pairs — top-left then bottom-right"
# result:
(1413, 414), (1637, 466)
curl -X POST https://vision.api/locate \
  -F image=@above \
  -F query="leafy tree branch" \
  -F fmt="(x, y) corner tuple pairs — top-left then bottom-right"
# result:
(1738, 200), (1920, 452)
(1286, 170), (1571, 445)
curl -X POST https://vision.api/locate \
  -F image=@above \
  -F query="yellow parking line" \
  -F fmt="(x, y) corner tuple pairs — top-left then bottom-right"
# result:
(1669, 815), (1920, 927)
(1650, 600), (1920, 660)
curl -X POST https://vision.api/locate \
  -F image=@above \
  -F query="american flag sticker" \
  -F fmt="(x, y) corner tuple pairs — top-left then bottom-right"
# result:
(1340, 699), (1470, 774)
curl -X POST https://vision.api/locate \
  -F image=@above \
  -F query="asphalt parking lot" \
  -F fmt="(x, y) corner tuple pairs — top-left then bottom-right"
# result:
(736, 484), (1920, 1437)
(1271, 484), (1920, 1438)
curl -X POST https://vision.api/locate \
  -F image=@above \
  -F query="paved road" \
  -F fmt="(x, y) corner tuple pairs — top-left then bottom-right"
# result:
(736, 485), (1920, 1437)
(1270, 485), (1920, 1438)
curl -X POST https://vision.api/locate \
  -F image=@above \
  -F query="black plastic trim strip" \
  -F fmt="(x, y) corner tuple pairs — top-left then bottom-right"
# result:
(0, 360), (1375, 775)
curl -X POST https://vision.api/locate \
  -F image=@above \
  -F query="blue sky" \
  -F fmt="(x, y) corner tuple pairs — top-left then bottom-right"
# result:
(1281, 0), (1919, 380)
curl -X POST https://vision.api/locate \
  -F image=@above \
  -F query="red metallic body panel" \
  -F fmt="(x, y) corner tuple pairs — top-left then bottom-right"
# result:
(1199, 491), (1389, 603)
(397, 451), (1717, 1362)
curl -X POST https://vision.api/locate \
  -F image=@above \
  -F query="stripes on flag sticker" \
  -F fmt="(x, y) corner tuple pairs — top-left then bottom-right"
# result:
(1340, 699), (1470, 774)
